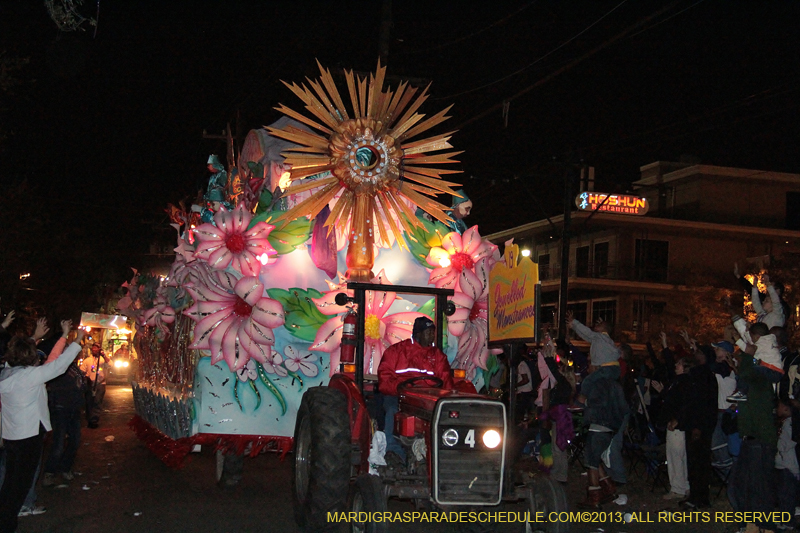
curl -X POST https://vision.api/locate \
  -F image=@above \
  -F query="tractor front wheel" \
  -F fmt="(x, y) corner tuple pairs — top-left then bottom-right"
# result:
(524, 476), (569, 533)
(350, 474), (388, 533)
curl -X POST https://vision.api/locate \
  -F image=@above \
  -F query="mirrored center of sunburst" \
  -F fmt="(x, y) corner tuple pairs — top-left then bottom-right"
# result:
(355, 146), (379, 170)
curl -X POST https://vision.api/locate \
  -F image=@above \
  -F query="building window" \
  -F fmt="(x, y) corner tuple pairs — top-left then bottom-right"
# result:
(538, 253), (550, 280)
(632, 300), (666, 332)
(540, 304), (557, 327)
(594, 241), (609, 277)
(576, 246), (590, 277)
(634, 239), (669, 282)
(567, 302), (589, 326)
(592, 300), (617, 329)
(787, 192), (800, 230)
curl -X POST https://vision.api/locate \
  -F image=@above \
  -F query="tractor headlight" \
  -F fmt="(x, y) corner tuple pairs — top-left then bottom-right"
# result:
(442, 428), (459, 447)
(482, 429), (501, 449)
(114, 360), (123, 368)
(122, 361), (129, 367)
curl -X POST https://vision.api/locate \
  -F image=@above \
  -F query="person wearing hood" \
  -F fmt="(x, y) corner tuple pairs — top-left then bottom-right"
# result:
(445, 190), (472, 235)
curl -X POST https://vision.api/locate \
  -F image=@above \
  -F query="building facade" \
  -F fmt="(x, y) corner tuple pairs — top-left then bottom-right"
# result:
(486, 162), (800, 344)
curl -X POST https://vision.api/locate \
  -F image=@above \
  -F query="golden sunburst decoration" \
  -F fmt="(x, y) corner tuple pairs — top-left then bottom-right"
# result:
(268, 60), (463, 282)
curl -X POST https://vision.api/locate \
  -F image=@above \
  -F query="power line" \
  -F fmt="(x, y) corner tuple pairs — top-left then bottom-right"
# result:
(578, 84), (800, 157)
(397, 1), (537, 55)
(436, 0), (629, 100)
(627, 0), (707, 39)
(453, 1), (681, 130)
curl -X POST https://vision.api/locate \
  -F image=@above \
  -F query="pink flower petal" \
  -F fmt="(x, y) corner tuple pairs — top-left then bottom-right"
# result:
(366, 288), (396, 320)
(313, 291), (351, 316)
(429, 267), (458, 290)
(458, 268), (482, 301)
(441, 231), (463, 254)
(310, 317), (342, 352)
(382, 312), (424, 344)
(207, 246), (233, 270)
(327, 348), (341, 377)
(208, 315), (236, 362)
(234, 276), (264, 306)
(364, 338), (388, 375)
(251, 298), (285, 328)
(460, 226), (482, 256)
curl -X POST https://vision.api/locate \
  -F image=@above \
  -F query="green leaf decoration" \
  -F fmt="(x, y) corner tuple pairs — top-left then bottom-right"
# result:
(254, 185), (273, 214)
(417, 298), (436, 318)
(482, 354), (499, 386)
(248, 379), (262, 410)
(267, 287), (329, 342)
(256, 362), (287, 416)
(250, 210), (312, 255)
(401, 215), (451, 269)
(233, 379), (243, 411)
(287, 369), (304, 390)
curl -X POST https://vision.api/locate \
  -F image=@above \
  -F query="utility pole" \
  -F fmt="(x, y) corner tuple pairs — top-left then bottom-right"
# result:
(557, 164), (578, 341)
(378, 0), (392, 65)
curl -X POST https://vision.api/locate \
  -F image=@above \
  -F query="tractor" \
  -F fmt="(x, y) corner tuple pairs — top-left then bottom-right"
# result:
(292, 282), (568, 532)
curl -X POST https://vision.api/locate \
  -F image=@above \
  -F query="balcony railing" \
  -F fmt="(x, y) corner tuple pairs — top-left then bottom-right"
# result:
(538, 261), (670, 284)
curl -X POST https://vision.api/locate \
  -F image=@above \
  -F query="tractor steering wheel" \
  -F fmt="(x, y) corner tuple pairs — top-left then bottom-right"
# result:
(398, 376), (444, 391)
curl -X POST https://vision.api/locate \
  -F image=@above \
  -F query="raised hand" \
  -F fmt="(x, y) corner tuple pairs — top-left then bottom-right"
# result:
(733, 262), (740, 279)
(763, 273), (770, 285)
(565, 311), (574, 325)
(1, 310), (16, 329)
(659, 331), (668, 349)
(33, 317), (50, 341)
(60, 319), (73, 337)
(75, 329), (86, 344)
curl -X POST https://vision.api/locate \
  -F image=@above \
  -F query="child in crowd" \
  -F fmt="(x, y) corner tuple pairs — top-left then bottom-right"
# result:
(750, 274), (786, 329)
(729, 322), (784, 402)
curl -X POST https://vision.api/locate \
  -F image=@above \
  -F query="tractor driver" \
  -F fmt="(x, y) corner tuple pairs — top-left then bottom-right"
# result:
(378, 316), (454, 465)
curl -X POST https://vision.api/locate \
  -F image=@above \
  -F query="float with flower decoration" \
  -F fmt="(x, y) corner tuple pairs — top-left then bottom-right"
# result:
(121, 63), (564, 528)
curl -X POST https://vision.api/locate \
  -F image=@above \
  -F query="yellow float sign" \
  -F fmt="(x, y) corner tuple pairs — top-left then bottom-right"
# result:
(489, 243), (539, 344)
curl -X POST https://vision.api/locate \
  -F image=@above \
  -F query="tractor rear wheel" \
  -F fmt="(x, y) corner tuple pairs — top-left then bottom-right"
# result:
(292, 386), (351, 532)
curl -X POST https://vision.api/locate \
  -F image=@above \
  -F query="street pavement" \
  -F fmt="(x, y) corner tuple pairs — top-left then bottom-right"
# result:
(17, 385), (745, 533)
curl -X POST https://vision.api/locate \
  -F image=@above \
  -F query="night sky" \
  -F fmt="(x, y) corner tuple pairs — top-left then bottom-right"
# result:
(1, 1), (798, 317)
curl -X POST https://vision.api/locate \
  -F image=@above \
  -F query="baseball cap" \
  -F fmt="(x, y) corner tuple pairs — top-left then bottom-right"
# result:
(711, 341), (734, 353)
(412, 316), (435, 338)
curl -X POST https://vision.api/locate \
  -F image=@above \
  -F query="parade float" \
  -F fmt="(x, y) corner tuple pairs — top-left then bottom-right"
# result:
(123, 61), (503, 476)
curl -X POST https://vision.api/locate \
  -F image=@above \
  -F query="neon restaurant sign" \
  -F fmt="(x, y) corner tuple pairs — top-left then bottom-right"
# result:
(575, 192), (649, 216)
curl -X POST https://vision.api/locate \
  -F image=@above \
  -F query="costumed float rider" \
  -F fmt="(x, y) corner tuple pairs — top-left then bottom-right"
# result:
(378, 317), (454, 465)
(445, 189), (472, 235)
(192, 155), (233, 224)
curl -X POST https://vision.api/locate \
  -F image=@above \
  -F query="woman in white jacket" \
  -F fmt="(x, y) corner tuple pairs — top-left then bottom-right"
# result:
(0, 329), (84, 533)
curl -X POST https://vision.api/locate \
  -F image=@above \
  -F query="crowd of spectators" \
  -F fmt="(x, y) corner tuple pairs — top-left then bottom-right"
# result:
(503, 267), (800, 533)
(0, 309), (110, 532)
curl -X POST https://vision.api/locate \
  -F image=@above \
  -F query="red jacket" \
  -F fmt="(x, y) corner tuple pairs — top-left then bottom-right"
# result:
(378, 339), (454, 396)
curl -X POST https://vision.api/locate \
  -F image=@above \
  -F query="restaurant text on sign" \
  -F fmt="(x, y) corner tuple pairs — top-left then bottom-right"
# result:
(575, 192), (649, 216)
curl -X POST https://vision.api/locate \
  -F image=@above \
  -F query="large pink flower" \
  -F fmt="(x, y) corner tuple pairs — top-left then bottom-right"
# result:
(447, 258), (502, 379)
(311, 270), (425, 376)
(426, 226), (499, 291)
(193, 203), (276, 277)
(184, 272), (285, 372)
(139, 292), (176, 341)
